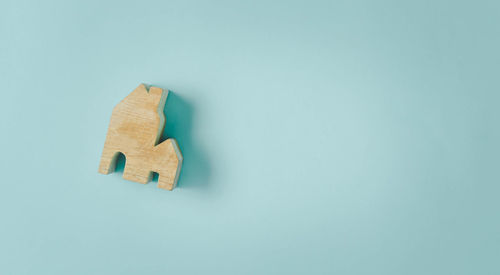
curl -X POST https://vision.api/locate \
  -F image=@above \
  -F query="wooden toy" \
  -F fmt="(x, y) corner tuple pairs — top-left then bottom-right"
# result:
(98, 84), (183, 190)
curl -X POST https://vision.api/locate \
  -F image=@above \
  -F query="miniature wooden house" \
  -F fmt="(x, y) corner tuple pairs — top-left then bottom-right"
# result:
(98, 84), (183, 190)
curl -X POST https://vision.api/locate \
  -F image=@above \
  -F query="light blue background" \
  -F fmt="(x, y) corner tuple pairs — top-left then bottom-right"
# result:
(1, 0), (499, 274)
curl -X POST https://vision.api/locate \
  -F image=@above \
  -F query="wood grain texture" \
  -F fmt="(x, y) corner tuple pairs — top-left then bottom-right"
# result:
(98, 84), (183, 190)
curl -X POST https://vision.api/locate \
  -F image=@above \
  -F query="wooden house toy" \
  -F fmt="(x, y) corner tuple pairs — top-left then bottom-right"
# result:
(98, 84), (183, 190)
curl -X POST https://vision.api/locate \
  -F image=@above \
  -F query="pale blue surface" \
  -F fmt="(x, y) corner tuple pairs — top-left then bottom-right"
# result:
(1, 0), (499, 274)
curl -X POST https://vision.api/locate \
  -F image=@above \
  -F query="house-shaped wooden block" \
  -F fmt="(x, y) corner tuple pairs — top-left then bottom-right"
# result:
(98, 84), (183, 190)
